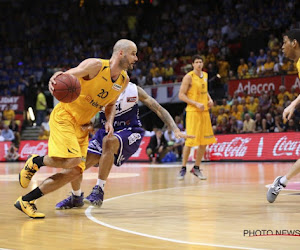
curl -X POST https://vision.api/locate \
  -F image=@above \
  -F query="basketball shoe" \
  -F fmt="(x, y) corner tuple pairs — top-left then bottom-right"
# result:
(55, 193), (84, 209)
(190, 167), (207, 180)
(14, 196), (45, 219)
(267, 176), (286, 203)
(84, 185), (104, 207)
(177, 167), (186, 180)
(19, 154), (39, 188)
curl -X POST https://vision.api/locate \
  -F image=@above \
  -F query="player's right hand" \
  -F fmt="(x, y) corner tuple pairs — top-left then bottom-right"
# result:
(49, 71), (63, 94)
(283, 103), (296, 122)
(195, 102), (205, 111)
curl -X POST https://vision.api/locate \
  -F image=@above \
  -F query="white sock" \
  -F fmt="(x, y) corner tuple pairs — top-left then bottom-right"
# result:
(96, 179), (106, 190)
(72, 189), (82, 196)
(280, 176), (288, 186)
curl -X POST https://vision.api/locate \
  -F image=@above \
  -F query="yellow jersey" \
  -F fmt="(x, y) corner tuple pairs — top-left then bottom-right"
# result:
(58, 59), (127, 125)
(297, 58), (300, 78)
(186, 70), (209, 112)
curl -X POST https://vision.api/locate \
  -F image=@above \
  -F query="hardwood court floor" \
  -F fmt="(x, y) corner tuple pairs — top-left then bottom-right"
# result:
(1, 161), (300, 250)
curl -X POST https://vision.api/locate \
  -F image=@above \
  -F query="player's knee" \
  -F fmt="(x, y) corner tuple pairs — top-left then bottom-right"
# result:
(102, 136), (118, 150)
(64, 157), (82, 168)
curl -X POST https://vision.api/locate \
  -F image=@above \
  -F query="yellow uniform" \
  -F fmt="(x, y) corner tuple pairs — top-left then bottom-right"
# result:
(185, 71), (216, 147)
(48, 59), (127, 170)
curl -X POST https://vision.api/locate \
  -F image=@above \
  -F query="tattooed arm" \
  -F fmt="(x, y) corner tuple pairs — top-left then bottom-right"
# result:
(137, 86), (194, 139)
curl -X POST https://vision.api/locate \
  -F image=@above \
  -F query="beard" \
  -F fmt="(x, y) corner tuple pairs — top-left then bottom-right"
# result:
(119, 56), (132, 70)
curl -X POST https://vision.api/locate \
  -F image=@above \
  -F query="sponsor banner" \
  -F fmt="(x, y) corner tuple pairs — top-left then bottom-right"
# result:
(0, 141), (12, 161)
(18, 140), (48, 161)
(8, 132), (300, 162)
(0, 96), (24, 112)
(198, 132), (300, 161)
(284, 74), (300, 93)
(228, 76), (282, 96)
(129, 136), (150, 161)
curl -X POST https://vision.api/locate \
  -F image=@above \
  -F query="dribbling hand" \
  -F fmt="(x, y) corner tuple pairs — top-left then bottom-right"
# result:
(49, 71), (63, 94)
(105, 122), (114, 137)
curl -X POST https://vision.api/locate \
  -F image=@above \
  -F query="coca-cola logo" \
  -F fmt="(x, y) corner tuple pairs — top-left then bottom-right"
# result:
(208, 137), (251, 157)
(20, 142), (48, 158)
(273, 136), (300, 156)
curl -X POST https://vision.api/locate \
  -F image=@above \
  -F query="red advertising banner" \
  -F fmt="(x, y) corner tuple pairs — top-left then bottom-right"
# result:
(203, 132), (300, 161)
(18, 140), (48, 161)
(228, 76), (282, 96)
(0, 96), (24, 112)
(129, 136), (150, 161)
(7, 132), (300, 163)
(284, 74), (300, 93)
(0, 141), (12, 161)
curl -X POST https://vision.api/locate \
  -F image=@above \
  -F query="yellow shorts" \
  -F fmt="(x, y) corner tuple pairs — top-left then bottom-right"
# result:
(185, 111), (216, 147)
(48, 106), (89, 171)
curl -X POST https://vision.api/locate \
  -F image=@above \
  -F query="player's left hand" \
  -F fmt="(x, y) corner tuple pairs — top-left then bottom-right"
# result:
(208, 99), (214, 108)
(105, 122), (114, 137)
(174, 129), (195, 139)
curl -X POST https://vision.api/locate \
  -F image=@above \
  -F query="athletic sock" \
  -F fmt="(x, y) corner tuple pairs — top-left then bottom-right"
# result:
(96, 179), (106, 190)
(33, 156), (45, 169)
(181, 166), (186, 170)
(194, 166), (200, 169)
(72, 189), (82, 196)
(280, 176), (288, 186)
(22, 187), (44, 201)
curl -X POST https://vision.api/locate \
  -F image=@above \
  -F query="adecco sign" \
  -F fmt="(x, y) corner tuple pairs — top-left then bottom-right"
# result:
(228, 76), (282, 96)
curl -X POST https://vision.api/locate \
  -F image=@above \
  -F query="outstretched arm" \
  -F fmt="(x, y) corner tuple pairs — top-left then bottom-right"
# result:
(138, 86), (194, 139)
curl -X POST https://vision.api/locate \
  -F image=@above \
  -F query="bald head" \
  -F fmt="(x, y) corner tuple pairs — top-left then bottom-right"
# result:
(113, 39), (137, 54)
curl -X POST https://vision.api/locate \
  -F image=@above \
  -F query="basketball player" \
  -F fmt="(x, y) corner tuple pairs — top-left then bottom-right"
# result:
(55, 82), (194, 209)
(14, 39), (138, 218)
(267, 29), (300, 203)
(177, 55), (216, 180)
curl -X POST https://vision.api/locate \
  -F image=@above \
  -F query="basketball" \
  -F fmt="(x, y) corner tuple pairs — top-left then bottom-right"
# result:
(53, 74), (81, 103)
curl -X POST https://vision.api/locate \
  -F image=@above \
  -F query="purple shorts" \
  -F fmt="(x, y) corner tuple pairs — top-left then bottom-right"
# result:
(87, 127), (145, 166)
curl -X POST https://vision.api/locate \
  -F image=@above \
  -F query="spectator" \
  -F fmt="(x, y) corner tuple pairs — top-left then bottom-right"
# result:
(163, 128), (184, 160)
(146, 129), (168, 163)
(242, 113), (255, 133)
(4, 143), (19, 162)
(9, 119), (20, 147)
(1, 124), (15, 141)
(274, 115), (286, 132)
(254, 113), (264, 133)
(36, 88), (47, 126)
(38, 114), (50, 140)
(264, 56), (275, 76)
(237, 58), (248, 79)
(264, 113), (275, 132)
(3, 104), (15, 121)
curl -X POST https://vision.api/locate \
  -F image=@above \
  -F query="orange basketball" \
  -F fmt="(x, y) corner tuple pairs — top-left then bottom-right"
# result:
(53, 74), (81, 103)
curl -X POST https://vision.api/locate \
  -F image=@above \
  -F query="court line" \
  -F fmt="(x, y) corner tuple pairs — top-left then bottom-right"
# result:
(85, 186), (265, 250)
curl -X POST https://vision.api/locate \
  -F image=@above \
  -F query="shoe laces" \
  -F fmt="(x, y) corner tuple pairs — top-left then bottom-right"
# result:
(88, 186), (103, 198)
(273, 183), (284, 194)
(25, 168), (37, 180)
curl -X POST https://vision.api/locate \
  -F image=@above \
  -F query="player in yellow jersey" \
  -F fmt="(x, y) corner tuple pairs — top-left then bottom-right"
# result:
(178, 55), (216, 180)
(267, 29), (300, 203)
(14, 39), (138, 218)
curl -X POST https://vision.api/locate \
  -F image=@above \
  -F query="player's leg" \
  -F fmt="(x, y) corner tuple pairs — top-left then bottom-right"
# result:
(190, 145), (207, 180)
(190, 111), (216, 180)
(267, 159), (300, 203)
(84, 135), (120, 207)
(85, 128), (144, 207)
(19, 107), (85, 188)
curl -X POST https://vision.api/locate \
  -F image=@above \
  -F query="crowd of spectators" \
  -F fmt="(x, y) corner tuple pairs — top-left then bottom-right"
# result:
(0, 0), (299, 154)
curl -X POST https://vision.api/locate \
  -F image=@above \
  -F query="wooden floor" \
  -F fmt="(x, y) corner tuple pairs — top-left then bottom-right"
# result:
(1, 161), (300, 250)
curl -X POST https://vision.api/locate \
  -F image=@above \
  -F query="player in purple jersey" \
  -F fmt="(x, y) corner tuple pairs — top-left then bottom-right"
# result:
(56, 82), (194, 209)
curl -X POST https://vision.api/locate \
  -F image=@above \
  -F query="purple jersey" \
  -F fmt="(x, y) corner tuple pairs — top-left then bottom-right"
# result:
(88, 83), (145, 166)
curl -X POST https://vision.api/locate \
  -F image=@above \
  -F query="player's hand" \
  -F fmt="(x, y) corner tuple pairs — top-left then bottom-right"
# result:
(81, 122), (94, 133)
(195, 102), (205, 111)
(208, 99), (214, 108)
(283, 103), (296, 122)
(174, 129), (195, 139)
(105, 122), (114, 137)
(49, 71), (63, 94)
